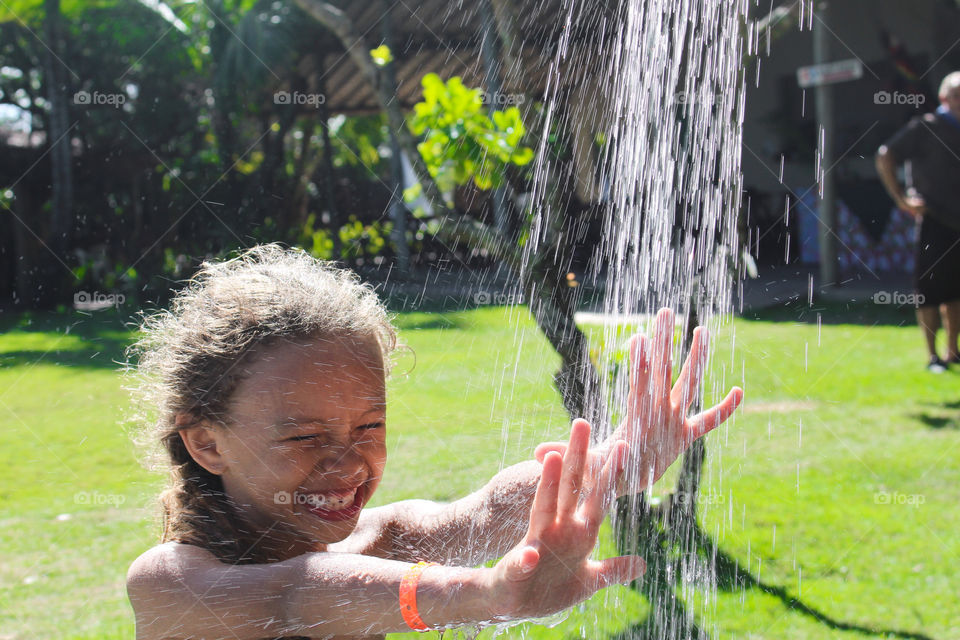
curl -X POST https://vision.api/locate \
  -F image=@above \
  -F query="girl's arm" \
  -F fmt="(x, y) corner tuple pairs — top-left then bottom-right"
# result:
(342, 309), (742, 566)
(126, 541), (491, 639)
(126, 424), (641, 639)
(332, 459), (542, 565)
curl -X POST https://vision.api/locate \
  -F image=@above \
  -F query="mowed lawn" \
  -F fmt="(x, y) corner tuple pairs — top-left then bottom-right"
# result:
(1, 303), (958, 639)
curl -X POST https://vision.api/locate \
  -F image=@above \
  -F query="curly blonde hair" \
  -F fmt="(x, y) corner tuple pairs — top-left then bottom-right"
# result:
(127, 244), (398, 563)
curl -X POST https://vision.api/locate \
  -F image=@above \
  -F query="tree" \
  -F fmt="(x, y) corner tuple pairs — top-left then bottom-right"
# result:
(292, 0), (612, 423)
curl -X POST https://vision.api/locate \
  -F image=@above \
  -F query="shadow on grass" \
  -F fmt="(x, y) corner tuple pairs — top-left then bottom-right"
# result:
(913, 412), (959, 430)
(392, 312), (467, 331)
(611, 496), (934, 640)
(0, 309), (135, 370)
(0, 307), (478, 371)
(742, 299), (918, 327)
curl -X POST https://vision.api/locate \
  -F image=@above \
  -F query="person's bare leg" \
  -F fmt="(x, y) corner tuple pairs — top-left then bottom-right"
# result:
(941, 300), (960, 360)
(917, 305), (941, 360)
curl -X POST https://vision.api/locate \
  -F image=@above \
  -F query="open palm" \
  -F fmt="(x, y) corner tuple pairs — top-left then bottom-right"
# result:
(490, 420), (644, 620)
(613, 307), (742, 490)
(535, 308), (742, 494)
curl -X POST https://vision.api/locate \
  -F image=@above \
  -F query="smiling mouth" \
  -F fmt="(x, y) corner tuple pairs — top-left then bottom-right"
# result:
(300, 486), (365, 522)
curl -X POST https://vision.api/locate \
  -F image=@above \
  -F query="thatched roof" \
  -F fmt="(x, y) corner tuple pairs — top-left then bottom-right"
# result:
(312, 0), (613, 114)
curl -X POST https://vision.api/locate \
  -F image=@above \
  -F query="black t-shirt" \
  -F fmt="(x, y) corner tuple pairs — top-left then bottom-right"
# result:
(883, 111), (960, 230)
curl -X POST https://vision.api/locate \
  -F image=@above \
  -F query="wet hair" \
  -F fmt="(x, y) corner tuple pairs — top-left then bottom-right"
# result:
(939, 71), (960, 99)
(127, 243), (398, 563)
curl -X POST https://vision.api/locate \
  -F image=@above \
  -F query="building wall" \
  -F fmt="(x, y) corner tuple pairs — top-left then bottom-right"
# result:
(743, 0), (960, 193)
(740, 0), (960, 267)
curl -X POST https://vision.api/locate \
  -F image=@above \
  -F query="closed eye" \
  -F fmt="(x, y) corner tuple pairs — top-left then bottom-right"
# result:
(285, 434), (320, 442)
(358, 422), (385, 430)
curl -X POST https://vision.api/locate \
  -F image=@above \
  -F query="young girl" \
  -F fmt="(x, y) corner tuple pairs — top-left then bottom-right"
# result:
(126, 244), (742, 639)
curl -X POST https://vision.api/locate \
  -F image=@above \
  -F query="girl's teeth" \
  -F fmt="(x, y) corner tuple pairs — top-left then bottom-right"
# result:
(306, 490), (356, 510)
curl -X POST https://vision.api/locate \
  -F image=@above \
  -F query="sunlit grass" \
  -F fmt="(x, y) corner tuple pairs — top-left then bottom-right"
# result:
(1, 303), (957, 638)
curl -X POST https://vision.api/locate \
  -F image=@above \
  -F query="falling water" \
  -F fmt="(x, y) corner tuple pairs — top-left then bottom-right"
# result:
(515, 0), (749, 636)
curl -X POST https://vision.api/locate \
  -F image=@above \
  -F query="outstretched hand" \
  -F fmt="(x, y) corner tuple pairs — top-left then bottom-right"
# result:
(488, 419), (644, 620)
(535, 307), (742, 494)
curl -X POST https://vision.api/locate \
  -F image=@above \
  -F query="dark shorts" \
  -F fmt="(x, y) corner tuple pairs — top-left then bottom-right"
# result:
(916, 214), (960, 307)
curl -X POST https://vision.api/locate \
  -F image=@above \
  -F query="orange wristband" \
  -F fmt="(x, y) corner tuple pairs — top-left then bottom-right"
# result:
(399, 561), (438, 631)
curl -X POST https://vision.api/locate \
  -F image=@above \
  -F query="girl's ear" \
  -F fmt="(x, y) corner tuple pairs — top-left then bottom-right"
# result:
(178, 422), (227, 475)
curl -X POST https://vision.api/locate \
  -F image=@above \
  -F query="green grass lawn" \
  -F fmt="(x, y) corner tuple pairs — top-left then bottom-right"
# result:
(1, 302), (958, 639)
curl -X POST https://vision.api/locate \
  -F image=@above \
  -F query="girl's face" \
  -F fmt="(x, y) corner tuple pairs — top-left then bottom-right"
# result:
(213, 334), (387, 551)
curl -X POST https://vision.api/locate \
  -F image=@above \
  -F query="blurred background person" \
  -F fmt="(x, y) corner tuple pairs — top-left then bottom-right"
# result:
(876, 71), (960, 373)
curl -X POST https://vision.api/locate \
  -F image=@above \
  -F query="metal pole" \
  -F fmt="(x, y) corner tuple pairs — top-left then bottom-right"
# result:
(480, 0), (510, 236)
(814, 1), (837, 287)
(382, 0), (410, 273)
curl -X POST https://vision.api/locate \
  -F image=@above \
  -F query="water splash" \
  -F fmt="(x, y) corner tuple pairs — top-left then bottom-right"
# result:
(516, 0), (749, 636)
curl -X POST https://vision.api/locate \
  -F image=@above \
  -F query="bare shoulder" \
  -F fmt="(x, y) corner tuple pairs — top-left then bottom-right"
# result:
(127, 541), (219, 587)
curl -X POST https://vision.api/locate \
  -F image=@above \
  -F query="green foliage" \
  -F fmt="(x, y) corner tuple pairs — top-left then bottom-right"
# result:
(0, 0), (115, 24)
(296, 212), (392, 261)
(339, 215), (391, 259)
(299, 213), (335, 260)
(408, 73), (534, 195)
(370, 44), (393, 66)
(329, 114), (389, 176)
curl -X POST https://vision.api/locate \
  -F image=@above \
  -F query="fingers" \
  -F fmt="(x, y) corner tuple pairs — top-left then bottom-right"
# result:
(582, 439), (627, 522)
(627, 334), (650, 421)
(650, 308), (674, 405)
(628, 334), (650, 398)
(534, 442), (567, 463)
(590, 555), (646, 590)
(529, 451), (562, 533)
(687, 387), (743, 442)
(670, 326), (708, 412)
(558, 419), (591, 518)
(503, 545), (541, 582)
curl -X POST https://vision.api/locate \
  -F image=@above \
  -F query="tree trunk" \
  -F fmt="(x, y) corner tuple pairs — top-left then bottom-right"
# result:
(293, 0), (604, 420)
(11, 184), (44, 306)
(42, 0), (73, 263)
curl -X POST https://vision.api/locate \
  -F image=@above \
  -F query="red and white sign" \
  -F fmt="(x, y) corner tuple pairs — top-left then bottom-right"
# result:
(796, 59), (864, 88)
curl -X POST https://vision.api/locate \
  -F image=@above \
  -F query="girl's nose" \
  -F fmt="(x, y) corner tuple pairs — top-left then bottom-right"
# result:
(317, 442), (365, 477)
